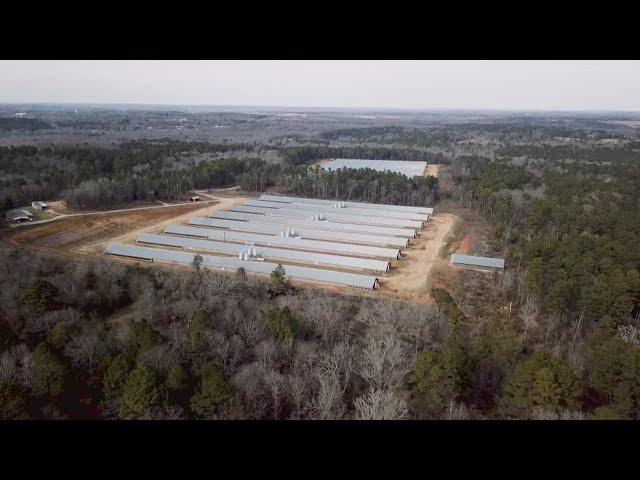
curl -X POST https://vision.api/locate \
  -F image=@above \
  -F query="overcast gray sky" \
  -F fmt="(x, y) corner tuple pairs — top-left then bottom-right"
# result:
(1, 60), (639, 111)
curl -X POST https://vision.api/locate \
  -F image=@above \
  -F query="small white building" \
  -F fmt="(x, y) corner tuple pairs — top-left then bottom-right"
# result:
(31, 201), (48, 211)
(14, 112), (27, 118)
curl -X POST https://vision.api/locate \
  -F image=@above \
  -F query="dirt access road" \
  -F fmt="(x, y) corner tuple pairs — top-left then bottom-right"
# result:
(379, 212), (458, 302)
(1, 196), (247, 257)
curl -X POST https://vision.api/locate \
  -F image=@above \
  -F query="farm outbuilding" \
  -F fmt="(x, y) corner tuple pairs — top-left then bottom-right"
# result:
(229, 204), (423, 229)
(105, 244), (381, 290)
(243, 199), (430, 222)
(259, 194), (434, 215)
(31, 201), (48, 211)
(137, 233), (391, 273)
(206, 212), (416, 238)
(165, 224), (402, 259)
(179, 218), (408, 248)
(450, 254), (505, 272)
(6, 209), (34, 223)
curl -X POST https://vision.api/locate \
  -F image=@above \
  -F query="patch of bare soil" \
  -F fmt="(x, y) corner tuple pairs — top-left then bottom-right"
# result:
(2, 197), (247, 257)
(80, 196), (247, 254)
(309, 158), (333, 169)
(425, 164), (440, 177)
(379, 213), (458, 302)
(457, 234), (472, 254)
(427, 199), (507, 320)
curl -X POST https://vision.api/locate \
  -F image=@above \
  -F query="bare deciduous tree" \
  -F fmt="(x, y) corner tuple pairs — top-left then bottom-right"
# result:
(521, 295), (540, 337)
(359, 329), (408, 391)
(532, 407), (585, 420)
(311, 369), (344, 420)
(264, 370), (285, 419)
(617, 324), (640, 346)
(353, 388), (408, 420)
(288, 374), (308, 419)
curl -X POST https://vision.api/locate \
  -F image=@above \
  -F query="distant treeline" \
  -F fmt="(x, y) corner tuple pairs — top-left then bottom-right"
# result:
(496, 144), (640, 163)
(318, 126), (455, 148)
(0, 118), (52, 131)
(273, 167), (439, 207)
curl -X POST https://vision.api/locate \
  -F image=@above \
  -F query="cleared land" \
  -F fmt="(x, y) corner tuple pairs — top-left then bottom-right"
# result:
(425, 164), (440, 177)
(380, 213), (457, 302)
(1, 198), (245, 256)
(3, 193), (457, 299)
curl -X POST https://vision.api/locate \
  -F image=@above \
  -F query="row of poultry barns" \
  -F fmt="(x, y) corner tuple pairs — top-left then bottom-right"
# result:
(105, 194), (433, 290)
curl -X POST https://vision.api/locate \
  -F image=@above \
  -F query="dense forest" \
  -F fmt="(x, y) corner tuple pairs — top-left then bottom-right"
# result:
(449, 146), (640, 419)
(0, 141), (439, 211)
(0, 118), (53, 131)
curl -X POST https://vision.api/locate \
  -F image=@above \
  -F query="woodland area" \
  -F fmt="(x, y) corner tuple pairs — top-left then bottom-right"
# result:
(1, 118), (640, 420)
(0, 141), (439, 211)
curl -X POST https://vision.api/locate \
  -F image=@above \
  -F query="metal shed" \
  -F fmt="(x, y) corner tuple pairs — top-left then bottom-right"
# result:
(5, 209), (34, 223)
(138, 233), (390, 273)
(228, 205), (423, 229)
(259, 194), (433, 215)
(204, 213), (417, 238)
(178, 218), (408, 248)
(450, 254), (505, 272)
(243, 199), (430, 222)
(164, 225), (402, 259)
(104, 244), (380, 289)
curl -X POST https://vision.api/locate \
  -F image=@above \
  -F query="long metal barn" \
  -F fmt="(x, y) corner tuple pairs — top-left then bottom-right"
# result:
(105, 244), (380, 289)
(259, 194), (434, 215)
(227, 205), (423, 229)
(164, 225), (402, 258)
(203, 212), (417, 238)
(104, 195), (435, 290)
(175, 219), (409, 248)
(243, 199), (430, 222)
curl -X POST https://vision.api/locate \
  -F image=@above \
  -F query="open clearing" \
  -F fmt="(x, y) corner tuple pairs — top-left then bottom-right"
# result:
(380, 212), (458, 302)
(3, 193), (457, 299)
(2, 197), (243, 256)
(425, 164), (440, 177)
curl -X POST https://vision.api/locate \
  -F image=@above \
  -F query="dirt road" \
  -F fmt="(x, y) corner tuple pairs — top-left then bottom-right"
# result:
(80, 195), (247, 254)
(2, 196), (247, 256)
(380, 213), (458, 301)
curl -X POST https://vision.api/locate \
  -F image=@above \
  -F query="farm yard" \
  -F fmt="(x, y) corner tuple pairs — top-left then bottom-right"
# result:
(102, 194), (451, 296)
(2, 191), (457, 299)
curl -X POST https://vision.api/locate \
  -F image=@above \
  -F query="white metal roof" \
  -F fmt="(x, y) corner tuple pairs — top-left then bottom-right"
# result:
(244, 199), (429, 222)
(138, 233), (390, 273)
(105, 244), (380, 289)
(204, 212), (416, 238)
(164, 225), (401, 260)
(450, 254), (505, 270)
(324, 159), (428, 178)
(179, 218), (408, 248)
(229, 205), (423, 229)
(259, 194), (433, 215)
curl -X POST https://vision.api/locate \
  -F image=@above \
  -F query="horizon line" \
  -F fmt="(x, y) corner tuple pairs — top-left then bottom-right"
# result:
(1, 101), (640, 114)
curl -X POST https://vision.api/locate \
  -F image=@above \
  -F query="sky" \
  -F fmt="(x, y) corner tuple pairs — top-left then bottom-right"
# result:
(1, 60), (639, 111)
